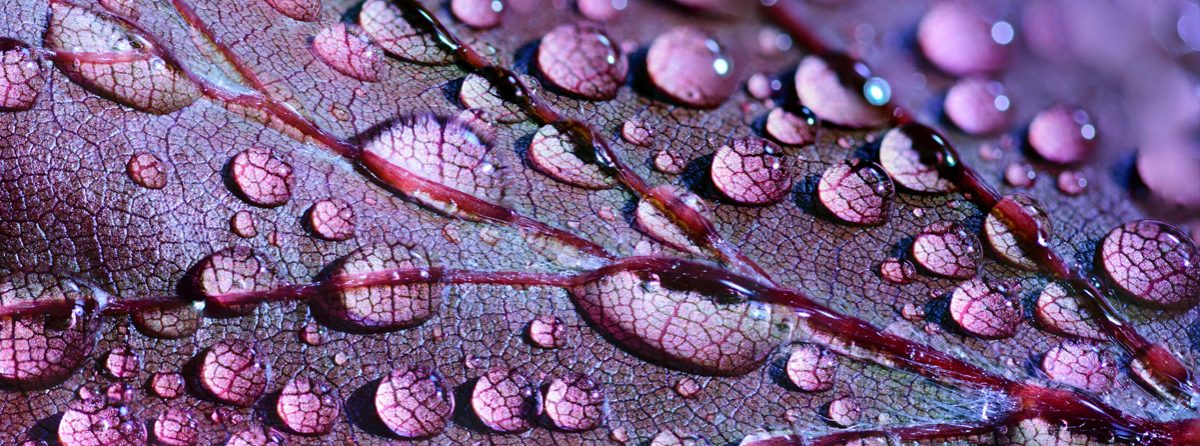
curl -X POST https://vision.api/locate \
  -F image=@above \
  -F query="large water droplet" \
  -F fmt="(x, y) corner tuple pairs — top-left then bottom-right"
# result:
(451, 0), (503, 29)
(917, 2), (1010, 75)
(1028, 106), (1096, 165)
(1040, 341), (1114, 393)
(794, 54), (887, 128)
(265, 0), (321, 21)
(765, 106), (818, 146)
(984, 194), (1051, 270)
(186, 247), (276, 315)
(911, 221), (981, 279)
(132, 303), (203, 339)
(470, 366), (537, 433)
(542, 372), (607, 432)
(1033, 282), (1104, 341)
(229, 146), (293, 208)
(943, 77), (1010, 135)
(528, 124), (614, 189)
(58, 392), (146, 446)
(313, 244), (440, 332)
(312, 24), (383, 82)
(359, 0), (453, 65)
(785, 343), (839, 392)
(949, 278), (1021, 338)
(126, 152), (167, 189)
(646, 27), (737, 108)
(306, 198), (356, 241)
(526, 314), (567, 349)
(375, 364), (455, 438)
(196, 338), (268, 406)
(537, 22), (627, 100)
(0, 273), (100, 390)
(1098, 220), (1199, 309)
(817, 158), (894, 226)
(104, 344), (140, 380)
(0, 38), (44, 112)
(152, 408), (199, 446)
(149, 371), (185, 399)
(878, 125), (955, 193)
(711, 137), (792, 205)
(276, 374), (340, 435)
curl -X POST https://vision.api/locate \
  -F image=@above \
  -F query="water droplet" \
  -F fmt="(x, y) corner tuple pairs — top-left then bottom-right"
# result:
(1136, 144), (1200, 208)
(944, 77), (1010, 135)
(785, 343), (839, 392)
(526, 314), (567, 349)
(265, 0), (321, 21)
(277, 375), (340, 435)
(186, 247), (276, 315)
(879, 125), (955, 193)
(646, 27), (737, 108)
(911, 221), (981, 279)
(313, 244), (440, 332)
(765, 106), (818, 146)
(542, 372), (607, 432)
(984, 194), (1051, 270)
(470, 366), (537, 433)
(1003, 161), (1036, 188)
(126, 152), (167, 189)
(132, 303), (203, 339)
(98, 0), (141, 19)
(635, 185), (710, 255)
(653, 148), (688, 175)
(312, 24), (383, 82)
(900, 302), (925, 321)
(651, 430), (711, 446)
(917, 2), (1009, 75)
(949, 278), (1021, 338)
(817, 158), (894, 226)
(1055, 170), (1087, 196)
(298, 320), (325, 346)
(359, 0), (453, 65)
(879, 257), (916, 285)
(746, 73), (773, 100)
(711, 137), (791, 205)
(196, 338), (268, 406)
(149, 372), (185, 399)
(375, 364), (455, 438)
(458, 73), (537, 123)
(229, 147), (293, 208)
(58, 392), (146, 446)
(621, 117), (655, 147)
(825, 396), (861, 427)
(1002, 417), (1099, 446)
(229, 210), (258, 238)
(537, 22), (626, 100)
(152, 408), (198, 446)
(1028, 106), (1095, 164)
(0, 38), (44, 112)
(578, 0), (626, 21)
(451, 0), (503, 29)
(794, 54), (887, 128)
(1098, 220), (1199, 309)
(528, 124), (614, 189)
(0, 273), (100, 390)
(1040, 341), (1114, 393)
(1033, 282), (1104, 341)
(104, 345), (140, 380)
(306, 198), (356, 241)
(673, 376), (702, 399)
(225, 425), (284, 446)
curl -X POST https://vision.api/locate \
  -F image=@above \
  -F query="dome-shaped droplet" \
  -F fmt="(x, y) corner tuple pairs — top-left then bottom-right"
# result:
(917, 2), (1010, 75)
(0, 38), (44, 111)
(653, 148), (688, 175)
(1033, 282), (1104, 341)
(1004, 161), (1036, 188)
(765, 106), (818, 146)
(577, 0), (625, 21)
(459, 73), (537, 123)
(265, 0), (321, 21)
(621, 117), (655, 147)
(451, 0), (502, 29)
(152, 408), (199, 446)
(1001, 417), (1099, 446)
(229, 147), (293, 208)
(537, 22), (627, 100)
(651, 430), (711, 446)
(306, 198), (356, 241)
(528, 124), (615, 189)
(635, 185), (710, 255)
(1136, 145), (1200, 209)
(276, 375), (340, 435)
(312, 24), (383, 82)
(313, 244), (440, 332)
(673, 377), (702, 399)
(126, 152), (167, 189)
(471, 366), (537, 433)
(104, 345), (140, 380)
(794, 54), (887, 128)
(196, 339), (268, 406)
(150, 372), (185, 399)
(746, 73), (773, 100)
(984, 194), (1052, 270)
(949, 278), (1021, 339)
(58, 393), (146, 446)
(1098, 220), (1199, 309)
(299, 320), (324, 346)
(526, 314), (567, 349)
(944, 77), (1010, 135)
(911, 221), (981, 279)
(1056, 170), (1087, 196)
(646, 27), (737, 108)
(132, 303), (203, 339)
(225, 425), (284, 446)
(186, 247), (276, 315)
(542, 372), (607, 432)
(359, 0), (453, 65)
(1040, 341), (1114, 393)
(879, 125), (955, 193)
(0, 273), (100, 390)
(570, 270), (794, 375)
(785, 343), (838, 392)
(817, 159), (894, 226)
(1028, 106), (1096, 165)
(711, 137), (791, 205)
(879, 257), (916, 285)
(825, 396), (861, 427)
(375, 364), (455, 438)
(230, 210), (258, 238)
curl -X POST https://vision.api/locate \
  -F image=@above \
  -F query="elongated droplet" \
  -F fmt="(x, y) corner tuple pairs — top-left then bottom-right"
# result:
(312, 24), (383, 82)
(879, 125), (955, 193)
(185, 247), (276, 315)
(132, 303), (202, 339)
(635, 185), (709, 255)
(0, 273), (101, 390)
(765, 106), (817, 146)
(984, 194), (1051, 270)
(313, 244), (440, 332)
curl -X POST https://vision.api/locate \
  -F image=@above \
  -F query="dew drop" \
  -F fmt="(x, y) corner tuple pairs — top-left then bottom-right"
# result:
(711, 137), (791, 205)
(126, 152), (167, 189)
(299, 320), (324, 345)
(196, 338), (268, 406)
(825, 396), (861, 427)
(151, 408), (198, 446)
(879, 257), (916, 285)
(277, 375), (340, 435)
(229, 147), (293, 208)
(1028, 106), (1096, 164)
(1033, 282), (1104, 341)
(470, 366), (537, 433)
(58, 393), (146, 446)
(1003, 161), (1036, 188)
(0, 38), (44, 112)
(653, 148), (688, 175)
(0, 273), (100, 390)
(226, 425), (284, 446)
(911, 221), (981, 279)
(1055, 170), (1087, 196)
(307, 198), (356, 241)
(635, 185), (710, 255)
(314, 244), (440, 332)
(785, 343), (839, 392)
(944, 77), (1010, 135)
(578, 0), (626, 21)
(537, 22), (627, 100)
(1040, 341), (1114, 393)
(1098, 220), (1199, 309)
(459, 73), (535, 123)
(375, 364), (455, 438)
(765, 106), (818, 146)
(186, 247), (276, 315)
(917, 2), (1009, 75)
(230, 210), (258, 238)
(451, 0), (503, 29)
(312, 24), (383, 82)
(651, 430), (711, 446)
(817, 158), (894, 226)
(878, 125), (955, 193)
(529, 124), (615, 189)
(949, 278), (1021, 339)
(526, 314), (567, 349)
(542, 372), (607, 432)
(132, 303), (202, 339)
(1135, 145), (1200, 208)
(359, 0), (453, 65)
(646, 27), (737, 108)
(746, 73), (773, 100)
(673, 376), (702, 399)
(794, 54), (887, 128)
(1001, 417), (1100, 446)
(104, 345), (140, 380)
(265, 0), (321, 21)
(621, 117), (655, 147)
(984, 194), (1051, 270)
(149, 372), (185, 399)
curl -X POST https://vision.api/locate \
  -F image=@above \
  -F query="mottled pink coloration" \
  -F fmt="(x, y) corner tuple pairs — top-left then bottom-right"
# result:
(149, 372), (185, 399)
(917, 2), (1009, 75)
(1033, 282), (1105, 341)
(1040, 341), (1115, 393)
(187, 247), (276, 315)
(451, 0), (503, 29)
(764, 107), (817, 146)
(537, 22), (627, 100)
(785, 343), (838, 392)
(949, 278), (1021, 339)
(711, 137), (791, 205)
(911, 221), (981, 279)
(276, 375), (340, 435)
(635, 185), (710, 255)
(527, 314), (567, 349)
(1098, 220), (1199, 309)
(817, 158), (894, 226)
(646, 27), (737, 108)
(197, 339), (268, 406)
(58, 394), (146, 446)
(375, 364), (455, 438)
(825, 396), (861, 427)
(673, 377), (702, 399)
(359, 0), (452, 64)
(313, 244), (439, 331)
(879, 257), (916, 285)
(0, 273), (99, 390)
(793, 55), (887, 128)
(879, 125), (954, 193)
(943, 77), (1010, 135)
(103, 345), (139, 379)
(1056, 170), (1088, 196)
(621, 117), (655, 147)
(230, 210), (258, 238)
(1003, 161), (1036, 188)
(151, 408), (199, 446)
(265, 0), (322, 21)
(312, 24), (383, 82)
(528, 124), (614, 189)
(543, 372), (607, 432)
(470, 366), (537, 433)
(307, 198), (356, 241)
(0, 39), (43, 111)
(984, 194), (1051, 270)
(126, 152), (167, 189)
(229, 147), (294, 207)
(1028, 106), (1096, 164)
(577, 0), (625, 21)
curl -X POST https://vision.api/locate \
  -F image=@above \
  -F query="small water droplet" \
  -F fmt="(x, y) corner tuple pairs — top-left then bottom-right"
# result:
(277, 375), (340, 435)
(794, 54), (887, 128)
(1003, 161), (1037, 188)
(0, 38), (43, 112)
(1056, 170), (1087, 196)
(312, 23), (383, 82)
(537, 22), (627, 100)
(307, 198), (356, 241)
(785, 343), (838, 392)
(527, 314), (567, 349)
(917, 2), (1010, 75)
(149, 372), (185, 399)
(104, 345), (140, 380)
(746, 73), (773, 100)
(1040, 341), (1114, 393)
(673, 376), (702, 399)
(228, 147), (293, 207)
(817, 158), (894, 226)
(1028, 106), (1096, 164)
(542, 372), (607, 432)
(196, 338), (268, 406)
(711, 137), (792, 205)
(126, 152), (167, 189)
(152, 407), (198, 446)
(651, 430), (711, 446)
(944, 77), (1010, 135)
(879, 257), (916, 285)
(375, 364), (455, 438)
(949, 278), (1022, 338)
(299, 320), (325, 346)
(646, 27), (737, 108)
(451, 0), (503, 29)
(984, 194), (1051, 270)
(911, 221), (981, 279)
(1098, 220), (1199, 309)
(765, 106), (818, 146)
(230, 210), (258, 238)
(528, 124), (614, 189)
(226, 425), (284, 446)
(622, 117), (655, 147)
(470, 366), (537, 433)
(825, 396), (861, 427)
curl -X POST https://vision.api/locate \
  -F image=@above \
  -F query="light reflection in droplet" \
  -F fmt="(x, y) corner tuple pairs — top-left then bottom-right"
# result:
(991, 21), (1014, 45)
(863, 77), (891, 106)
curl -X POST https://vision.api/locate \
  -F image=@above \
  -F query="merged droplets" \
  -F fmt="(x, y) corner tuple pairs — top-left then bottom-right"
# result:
(229, 147), (293, 208)
(58, 392), (146, 446)
(314, 244), (440, 332)
(528, 124), (614, 189)
(359, 0), (453, 65)
(984, 194), (1051, 270)
(911, 221), (981, 279)
(943, 77), (1010, 135)
(785, 343), (839, 392)
(196, 339), (268, 406)
(44, 2), (201, 114)
(126, 152), (167, 189)
(1033, 282), (1104, 341)
(265, 0), (322, 21)
(312, 24), (383, 82)
(103, 345), (140, 379)
(711, 137), (791, 205)
(879, 125), (955, 193)
(537, 22), (627, 100)
(542, 372), (607, 432)
(307, 198), (356, 241)
(949, 278), (1021, 339)
(817, 159), (894, 226)
(635, 185), (710, 255)
(765, 106), (818, 146)
(1040, 341), (1114, 393)
(375, 364), (455, 438)
(186, 247), (276, 315)
(917, 2), (1010, 75)
(0, 38), (44, 111)
(1098, 220), (1199, 309)
(646, 27), (737, 108)
(794, 54), (887, 128)
(470, 366), (537, 433)
(526, 314), (567, 349)
(152, 408), (199, 446)
(1028, 106), (1096, 165)
(276, 375), (340, 435)
(0, 273), (101, 390)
